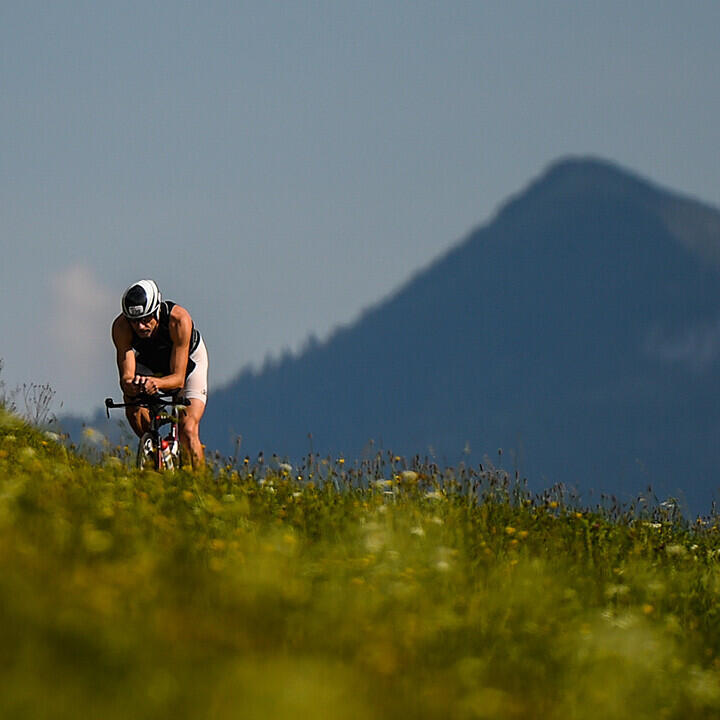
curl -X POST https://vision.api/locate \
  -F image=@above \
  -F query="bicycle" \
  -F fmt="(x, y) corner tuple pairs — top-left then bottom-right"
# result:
(105, 392), (190, 470)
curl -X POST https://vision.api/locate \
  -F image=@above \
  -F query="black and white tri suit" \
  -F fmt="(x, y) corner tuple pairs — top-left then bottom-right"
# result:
(131, 300), (208, 403)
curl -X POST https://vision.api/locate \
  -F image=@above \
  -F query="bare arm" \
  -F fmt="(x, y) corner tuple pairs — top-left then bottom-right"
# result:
(111, 315), (140, 396)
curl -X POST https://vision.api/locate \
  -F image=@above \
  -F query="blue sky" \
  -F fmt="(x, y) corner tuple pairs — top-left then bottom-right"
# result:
(2, 1), (720, 414)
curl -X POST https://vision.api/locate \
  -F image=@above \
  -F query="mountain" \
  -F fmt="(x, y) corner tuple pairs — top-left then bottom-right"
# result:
(202, 157), (720, 512)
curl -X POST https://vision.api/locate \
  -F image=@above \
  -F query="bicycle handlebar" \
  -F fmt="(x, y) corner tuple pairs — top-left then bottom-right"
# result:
(104, 393), (191, 418)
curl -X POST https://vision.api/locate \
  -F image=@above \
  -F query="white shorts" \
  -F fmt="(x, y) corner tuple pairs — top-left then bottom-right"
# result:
(135, 337), (209, 405)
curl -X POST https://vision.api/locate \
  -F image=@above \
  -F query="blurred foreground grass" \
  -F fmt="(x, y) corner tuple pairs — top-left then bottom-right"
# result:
(2, 407), (720, 719)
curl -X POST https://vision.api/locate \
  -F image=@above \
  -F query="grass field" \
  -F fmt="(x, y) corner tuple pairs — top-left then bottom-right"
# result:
(2, 406), (720, 718)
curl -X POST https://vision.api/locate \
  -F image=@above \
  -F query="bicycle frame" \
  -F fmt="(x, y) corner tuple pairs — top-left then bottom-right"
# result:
(105, 393), (190, 470)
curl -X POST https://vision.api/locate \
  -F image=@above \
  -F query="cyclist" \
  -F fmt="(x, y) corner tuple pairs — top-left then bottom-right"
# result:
(111, 279), (208, 467)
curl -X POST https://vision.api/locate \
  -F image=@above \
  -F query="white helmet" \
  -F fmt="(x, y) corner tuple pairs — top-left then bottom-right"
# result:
(121, 279), (162, 320)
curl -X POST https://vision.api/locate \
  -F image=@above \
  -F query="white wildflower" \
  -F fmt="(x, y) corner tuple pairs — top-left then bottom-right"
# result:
(82, 427), (106, 445)
(364, 523), (386, 552)
(372, 479), (393, 488)
(604, 584), (630, 599)
(20, 446), (36, 460)
(666, 544), (687, 557)
(436, 546), (454, 571)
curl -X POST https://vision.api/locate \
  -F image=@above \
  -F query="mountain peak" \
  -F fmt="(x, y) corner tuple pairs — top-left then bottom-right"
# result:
(545, 155), (639, 180)
(495, 157), (720, 267)
(544, 155), (635, 181)
(503, 156), (660, 214)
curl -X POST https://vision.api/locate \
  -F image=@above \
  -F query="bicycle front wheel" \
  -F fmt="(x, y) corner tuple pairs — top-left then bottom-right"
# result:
(137, 432), (159, 470)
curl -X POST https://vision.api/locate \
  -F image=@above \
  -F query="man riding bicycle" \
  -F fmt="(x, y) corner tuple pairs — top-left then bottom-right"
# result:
(111, 279), (208, 467)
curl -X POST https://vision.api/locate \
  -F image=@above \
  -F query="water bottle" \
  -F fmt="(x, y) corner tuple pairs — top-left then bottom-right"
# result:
(161, 438), (174, 469)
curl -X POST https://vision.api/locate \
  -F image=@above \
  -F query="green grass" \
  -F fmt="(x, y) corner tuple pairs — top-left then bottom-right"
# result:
(2, 406), (720, 719)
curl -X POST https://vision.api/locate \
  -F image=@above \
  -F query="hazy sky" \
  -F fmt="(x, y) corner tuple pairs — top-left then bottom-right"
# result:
(3, 1), (720, 415)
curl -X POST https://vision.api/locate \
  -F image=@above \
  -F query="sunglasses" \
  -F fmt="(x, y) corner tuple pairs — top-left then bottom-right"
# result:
(128, 315), (156, 326)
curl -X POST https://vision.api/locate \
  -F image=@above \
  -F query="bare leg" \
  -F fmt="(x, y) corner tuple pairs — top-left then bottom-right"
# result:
(124, 399), (151, 438)
(178, 398), (206, 468)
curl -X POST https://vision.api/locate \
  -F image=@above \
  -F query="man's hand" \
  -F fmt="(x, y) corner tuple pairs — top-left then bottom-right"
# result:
(131, 375), (160, 395)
